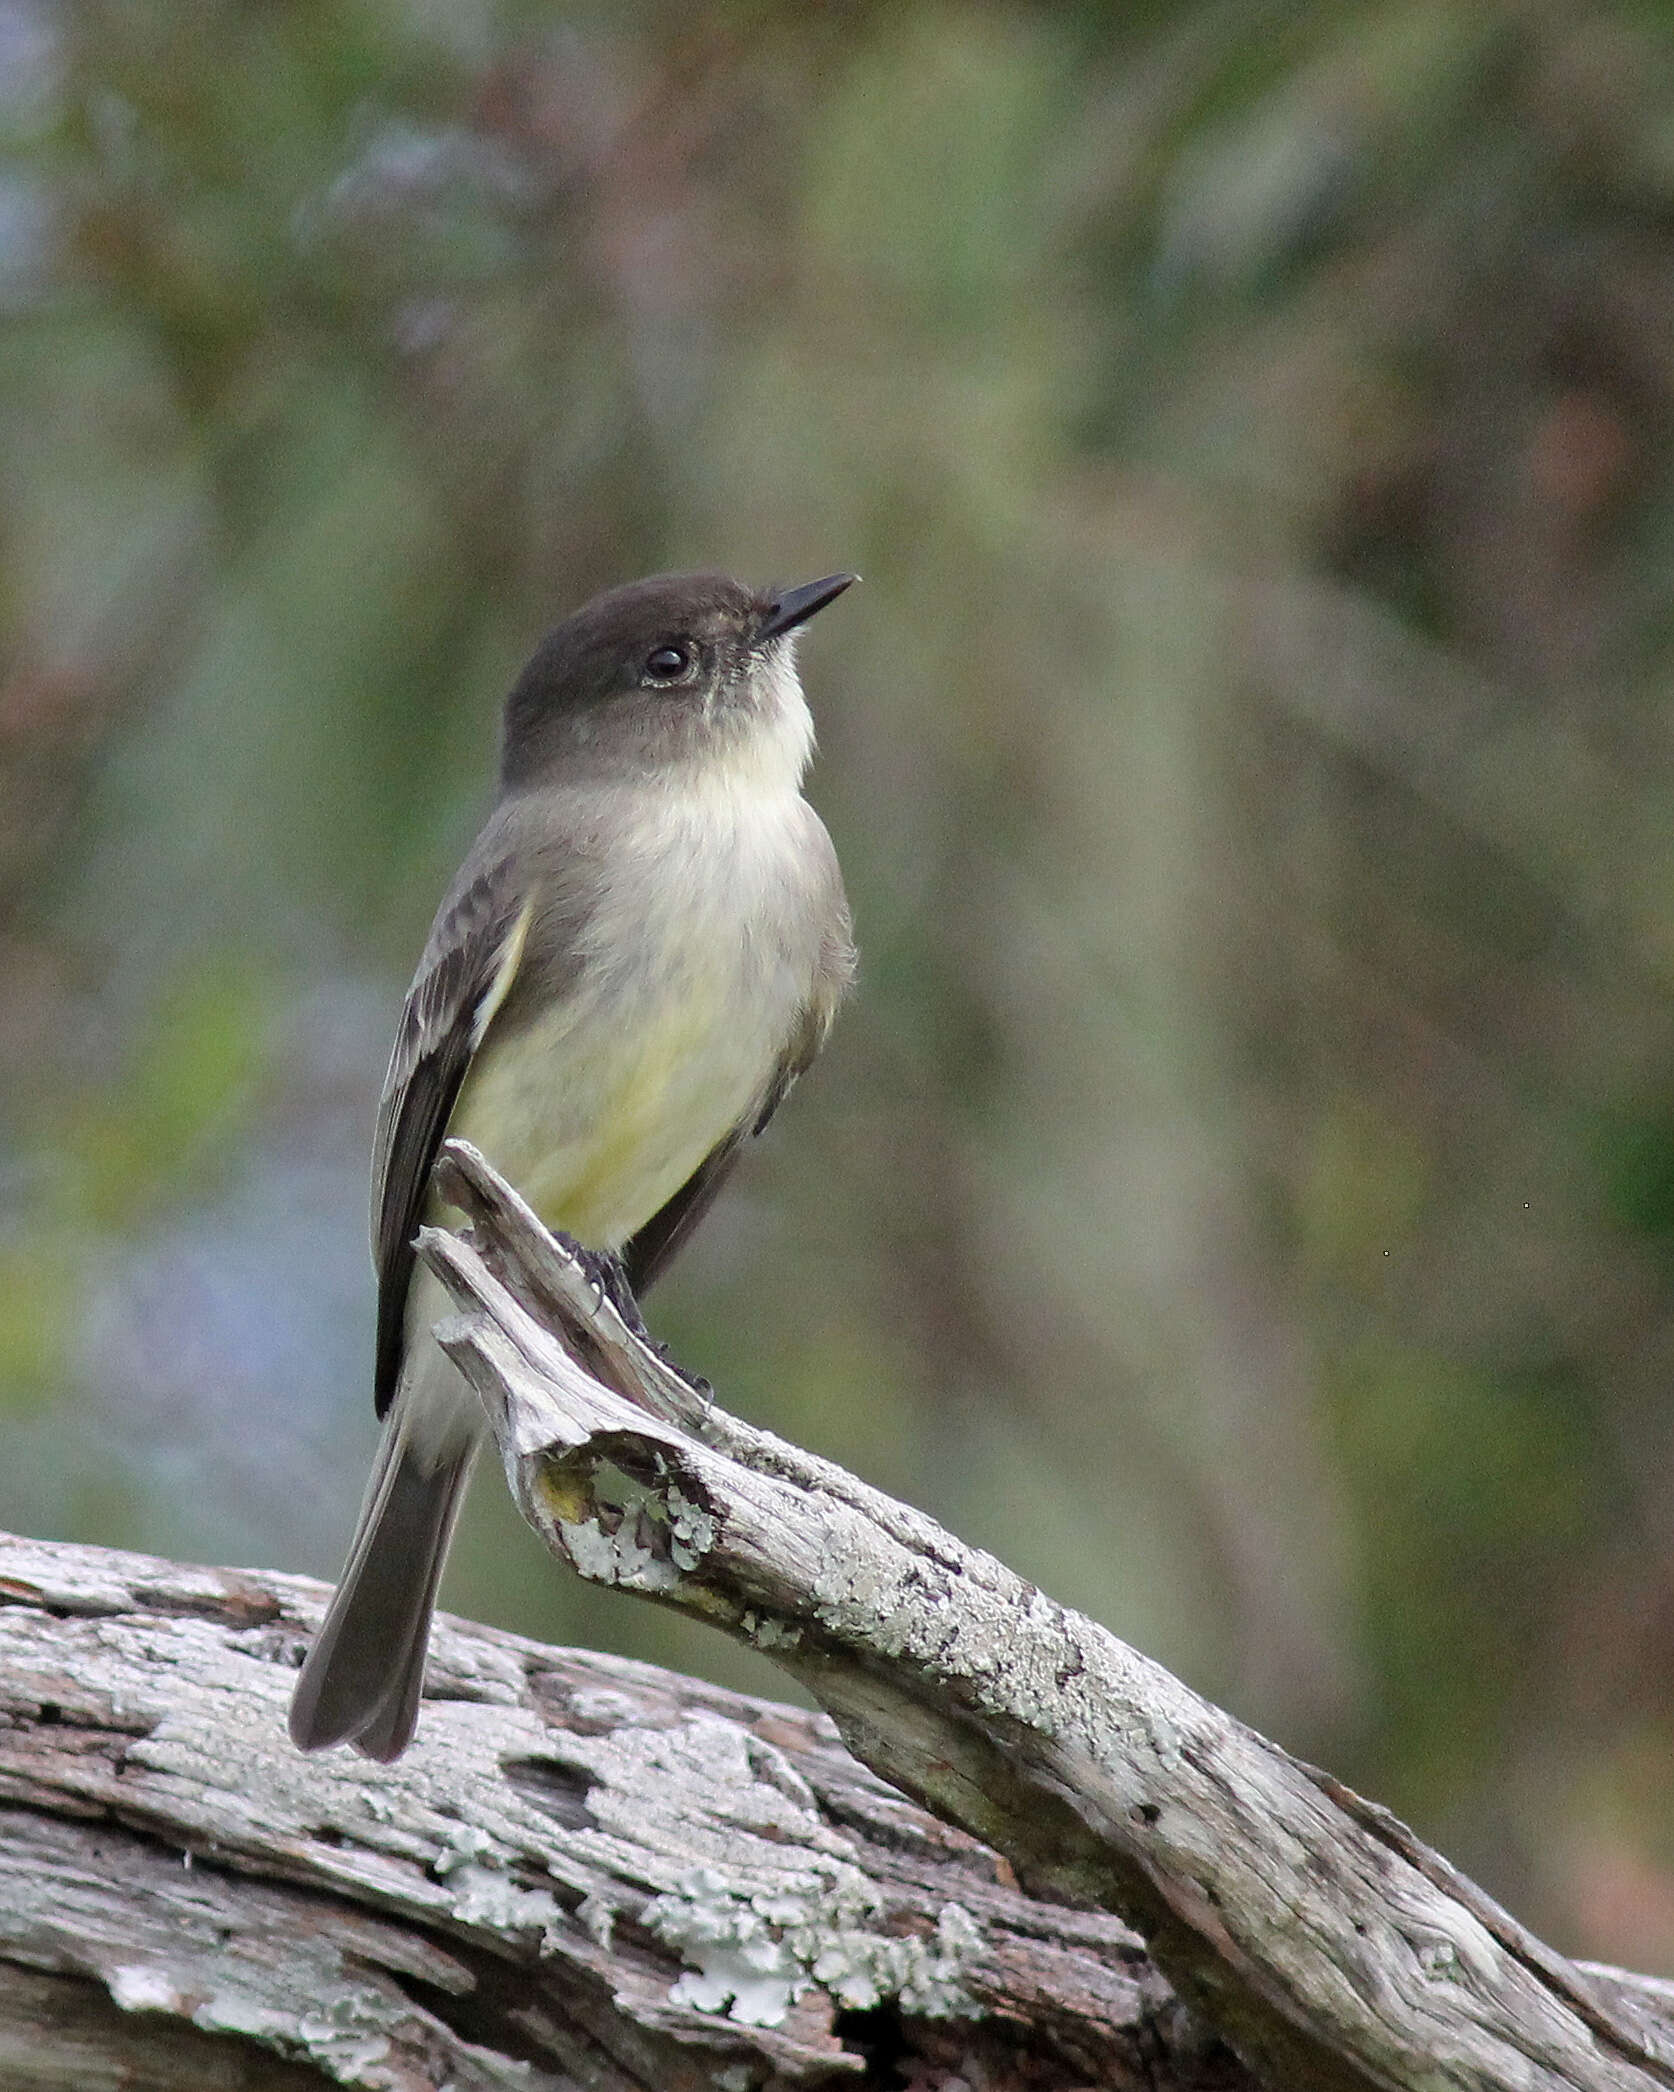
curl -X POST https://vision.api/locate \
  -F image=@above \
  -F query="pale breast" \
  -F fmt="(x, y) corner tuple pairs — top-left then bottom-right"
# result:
(447, 777), (834, 1249)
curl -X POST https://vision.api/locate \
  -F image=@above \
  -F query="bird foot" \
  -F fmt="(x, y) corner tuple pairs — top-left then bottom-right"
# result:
(566, 1243), (649, 1338)
(550, 1233), (710, 1410)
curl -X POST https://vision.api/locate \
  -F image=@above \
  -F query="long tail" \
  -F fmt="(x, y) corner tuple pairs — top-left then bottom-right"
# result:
(289, 1417), (477, 1762)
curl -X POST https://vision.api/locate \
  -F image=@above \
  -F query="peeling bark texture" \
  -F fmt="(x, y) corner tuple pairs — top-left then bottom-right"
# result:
(0, 1151), (1669, 2091)
(403, 1139), (1674, 2092)
(0, 1534), (1231, 2092)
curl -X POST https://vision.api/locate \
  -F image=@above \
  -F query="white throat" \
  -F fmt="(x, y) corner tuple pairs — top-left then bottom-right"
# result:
(705, 638), (816, 799)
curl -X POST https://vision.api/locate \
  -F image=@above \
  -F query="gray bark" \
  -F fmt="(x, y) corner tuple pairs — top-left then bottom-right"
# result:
(415, 1140), (1674, 2092)
(0, 1137), (1669, 2092)
(0, 1531), (1211, 2090)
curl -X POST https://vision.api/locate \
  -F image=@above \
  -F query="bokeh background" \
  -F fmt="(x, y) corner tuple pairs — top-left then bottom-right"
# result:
(4, 0), (1674, 1973)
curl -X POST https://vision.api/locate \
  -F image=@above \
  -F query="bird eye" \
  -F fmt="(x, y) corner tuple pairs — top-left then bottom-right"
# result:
(644, 640), (695, 682)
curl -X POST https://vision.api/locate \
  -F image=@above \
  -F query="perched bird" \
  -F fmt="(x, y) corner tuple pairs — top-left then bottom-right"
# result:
(289, 569), (856, 1760)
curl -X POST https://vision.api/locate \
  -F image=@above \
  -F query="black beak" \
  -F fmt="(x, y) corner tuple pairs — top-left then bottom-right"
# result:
(756, 572), (858, 644)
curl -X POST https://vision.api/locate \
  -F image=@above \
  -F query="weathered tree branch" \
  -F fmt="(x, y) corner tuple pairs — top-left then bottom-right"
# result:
(412, 1139), (1674, 2092)
(2, 1139), (1671, 2091)
(0, 1532), (1221, 2090)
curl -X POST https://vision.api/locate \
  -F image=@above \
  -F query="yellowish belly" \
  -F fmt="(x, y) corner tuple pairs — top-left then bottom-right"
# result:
(437, 767), (831, 1256)
(443, 967), (772, 1250)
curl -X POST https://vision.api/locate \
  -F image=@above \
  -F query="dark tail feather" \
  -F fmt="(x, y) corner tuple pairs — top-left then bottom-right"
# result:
(289, 1434), (476, 1762)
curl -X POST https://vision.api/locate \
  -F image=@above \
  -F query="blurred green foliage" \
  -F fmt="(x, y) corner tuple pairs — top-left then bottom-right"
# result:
(5, 0), (1674, 1973)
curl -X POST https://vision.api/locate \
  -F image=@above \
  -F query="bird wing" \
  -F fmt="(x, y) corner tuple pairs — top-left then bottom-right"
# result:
(619, 1126), (748, 1297)
(620, 992), (837, 1297)
(371, 854), (531, 1417)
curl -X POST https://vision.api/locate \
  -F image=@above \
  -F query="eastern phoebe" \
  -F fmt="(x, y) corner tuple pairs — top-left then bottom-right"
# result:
(289, 569), (856, 1760)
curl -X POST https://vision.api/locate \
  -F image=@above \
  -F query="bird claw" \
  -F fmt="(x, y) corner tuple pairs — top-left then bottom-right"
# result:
(535, 1228), (713, 1417)
(558, 1240), (649, 1337)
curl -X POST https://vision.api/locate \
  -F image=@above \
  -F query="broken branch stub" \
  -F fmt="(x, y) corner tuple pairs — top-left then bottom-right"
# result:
(420, 1137), (1674, 2092)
